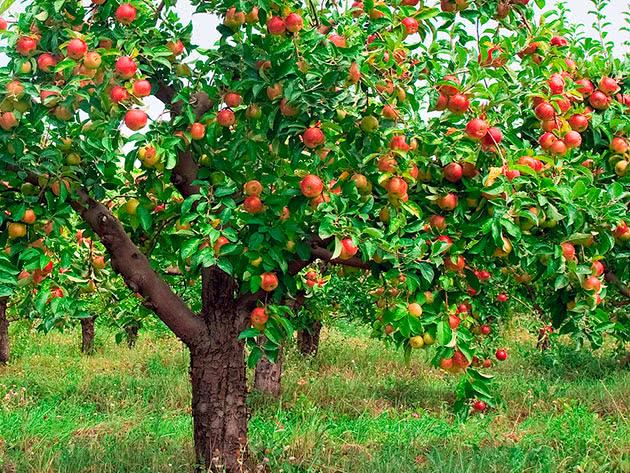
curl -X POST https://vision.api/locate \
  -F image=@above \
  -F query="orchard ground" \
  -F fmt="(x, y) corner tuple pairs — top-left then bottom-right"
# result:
(0, 320), (628, 473)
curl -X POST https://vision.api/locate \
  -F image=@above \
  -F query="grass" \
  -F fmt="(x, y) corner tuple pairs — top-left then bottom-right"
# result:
(0, 320), (629, 473)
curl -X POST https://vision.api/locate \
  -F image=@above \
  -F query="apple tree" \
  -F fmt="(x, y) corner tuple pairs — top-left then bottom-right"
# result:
(0, 0), (628, 470)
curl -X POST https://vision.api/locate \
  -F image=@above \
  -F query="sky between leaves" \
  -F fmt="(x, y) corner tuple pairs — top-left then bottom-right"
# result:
(4, 0), (630, 53)
(1, 0), (628, 133)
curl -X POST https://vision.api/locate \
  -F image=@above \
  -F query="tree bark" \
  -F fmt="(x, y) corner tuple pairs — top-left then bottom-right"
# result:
(297, 320), (322, 356)
(253, 338), (283, 398)
(605, 270), (630, 298)
(125, 325), (139, 348)
(191, 267), (250, 472)
(80, 317), (96, 354)
(0, 298), (9, 365)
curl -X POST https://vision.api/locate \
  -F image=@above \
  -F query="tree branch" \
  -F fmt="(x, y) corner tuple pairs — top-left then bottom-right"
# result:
(605, 270), (630, 298)
(154, 84), (213, 199)
(288, 237), (374, 275)
(4, 164), (208, 347)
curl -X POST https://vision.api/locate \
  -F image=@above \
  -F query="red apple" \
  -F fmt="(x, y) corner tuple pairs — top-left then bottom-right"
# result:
(285, 13), (303, 33)
(534, 101), (556, 120)
(439, 75), (460, 96)
(167, 40), (185, 56)
(447, 93), (469, 114)
(124, 109), (148, 131)
(339, 238), (359, 260)
(401, 17), (418, 35)
(495, 349), (507, 361)
(550, 36), (568, 47)
(568, 114), (589, 132)
(435, 235), (453, 249)
(109, 85), (129, 103)
(244, 180), (263, 196)
(66, 38), (87, 59)
(575, 79), (594, 97)
(115, 3), (137, 24)
(300, 174), (324, 198)
(389, 135), (410, 151)
(217, 109), (235, 127)
(481, 127), (503, 149)
(387, 177), (408, 198)
(115, 56), (137, 79)
(260, 272), (279, 292)
(610, 137), (628, 154)
(224, 92), (242, 108)
(473, 400), (487, 412)
(84, 51), (102, 69)
(549, 139), (567, 156)
(303, 127), (325, 148)
(437, 193), (458, 211)
(37, 53), (57, 72)
(445, 255), (465, 272)
(190, 122), (206, 140)
(582, 276), (601, 292)
(589, 90), (611, 110)
(477, 270), (491, 281)
(561, 242), (575, 259)
(429, 215), (446, 232)
(591, 261), (605, 277)
(599, 77), (619, 96)
(443, 163), (463, 183)
(16, 36), (37, 56)
(213, 236), (229, 255)
(133, 79), (152, 97)
(564, 131), (582, 149)
(251, 307), (268, 328)
(243, 196), (263, 214)
(465, 118), (489, 140)
(548, 73), (565, 95)
(267, 16), (286, 35)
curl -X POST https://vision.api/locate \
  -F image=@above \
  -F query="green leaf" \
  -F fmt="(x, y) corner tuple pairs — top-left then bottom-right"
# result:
(238, 328), (260, 340)
(137, 205), (152, 231)
(436, 321), (452, 346)
(247, 347), (263, 368)
(471, 378), (492, 398)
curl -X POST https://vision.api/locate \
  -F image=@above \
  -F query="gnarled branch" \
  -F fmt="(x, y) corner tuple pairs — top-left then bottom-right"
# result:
(4, 164), (207, 347)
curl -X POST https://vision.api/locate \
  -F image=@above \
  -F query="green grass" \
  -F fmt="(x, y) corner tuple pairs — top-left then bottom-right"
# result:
(0, 321), (629, 473)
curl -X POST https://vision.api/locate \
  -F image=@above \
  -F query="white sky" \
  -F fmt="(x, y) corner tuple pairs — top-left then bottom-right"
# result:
(4, 1), (630, 54)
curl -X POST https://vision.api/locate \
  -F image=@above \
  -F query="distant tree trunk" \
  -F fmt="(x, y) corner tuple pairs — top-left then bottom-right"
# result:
(80, 317), (96, 354)
(0, 298), (9, 365)
(125, 325), (139, 348)
(297, 320), (322, 356)
(253, 337), (283, 397)
(536, 327), (551, 351)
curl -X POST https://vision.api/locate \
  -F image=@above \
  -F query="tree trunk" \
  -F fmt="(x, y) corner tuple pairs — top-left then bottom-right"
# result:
(297, 320), (322, 356)
(0, 298), (9, 365)
(536, 328), (551, 351)
(125, 325), (139, 348)
(80, 317), (96, 354)
(253, 338), (283, 398)
(191, 267), (250, 472)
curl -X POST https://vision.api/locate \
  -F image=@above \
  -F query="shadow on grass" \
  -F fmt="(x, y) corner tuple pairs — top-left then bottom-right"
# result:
(521, 343), (625, 381)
